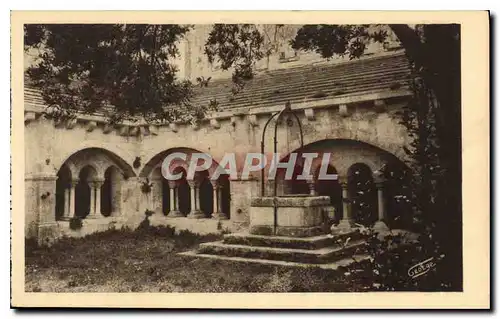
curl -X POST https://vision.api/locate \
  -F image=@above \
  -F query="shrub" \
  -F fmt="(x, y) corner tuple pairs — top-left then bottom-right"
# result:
(339, 226), (449, 291)
(69, 217), (83, 230)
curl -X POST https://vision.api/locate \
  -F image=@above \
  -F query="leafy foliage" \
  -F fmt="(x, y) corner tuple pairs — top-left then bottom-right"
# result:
(290, 24), (390, 59)
(25, 24), (195, 124)
(289, 24), (462, 289)
(204, 24), (265, 95)
(341, 226), (451, 291)
(347, 164), (378, 226)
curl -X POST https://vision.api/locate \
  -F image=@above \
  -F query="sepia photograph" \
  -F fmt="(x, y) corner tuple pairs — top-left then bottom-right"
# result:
(10, 11), (489, 309)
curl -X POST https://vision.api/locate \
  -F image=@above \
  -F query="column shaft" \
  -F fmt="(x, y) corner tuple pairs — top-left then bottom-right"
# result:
(377, 186), (385, 221)
(196, 187), (202, 211)
(307, 180), (316, 196)
(69, 181), (77, 218)
(188, 182), (204, 218)
(169, 187), (175, 212)
(217, 187), (224, 217)
(334, 178), (355, 233)
(190, 186), (196, 210)
(212, 186), (218, 216)
(64, 188), (70, 218)
(341, 184), (351, 220)
(175, 188), (180, 211)
(88, 184), (96, 218)
(167, 182), (183, 218)
(373, 181), (389, 231)
(95, 183), (102, 217)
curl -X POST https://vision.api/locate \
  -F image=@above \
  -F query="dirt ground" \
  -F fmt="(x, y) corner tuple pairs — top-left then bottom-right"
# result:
(25, 226), (361, 293)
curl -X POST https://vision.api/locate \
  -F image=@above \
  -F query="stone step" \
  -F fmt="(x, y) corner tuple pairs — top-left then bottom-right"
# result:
(179, 250), (372, 271)
(197, 239), (366, 264)
(223, 231), (363, 250)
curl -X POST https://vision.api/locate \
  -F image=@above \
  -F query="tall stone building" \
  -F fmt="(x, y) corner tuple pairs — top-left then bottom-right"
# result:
(24, 25), (412, 243)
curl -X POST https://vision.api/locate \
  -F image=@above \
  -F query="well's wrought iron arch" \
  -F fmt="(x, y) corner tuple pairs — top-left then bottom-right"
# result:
(260, 101), (304, 197)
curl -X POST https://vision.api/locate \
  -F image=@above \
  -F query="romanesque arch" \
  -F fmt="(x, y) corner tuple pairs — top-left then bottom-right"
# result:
(53, 145), (136, 179)
(275, 138), (412, 229)
(54, 147), (136, 220)
(140, 147), (231, 220)
(275, 125), (411, 166)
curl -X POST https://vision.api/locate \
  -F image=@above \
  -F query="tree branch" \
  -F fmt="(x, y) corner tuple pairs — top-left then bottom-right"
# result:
(388, 24), (424, 66)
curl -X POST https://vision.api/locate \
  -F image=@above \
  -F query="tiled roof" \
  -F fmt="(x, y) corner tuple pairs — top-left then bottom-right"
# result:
(24, 51), (411, 114)
(190, 51), (412, 111)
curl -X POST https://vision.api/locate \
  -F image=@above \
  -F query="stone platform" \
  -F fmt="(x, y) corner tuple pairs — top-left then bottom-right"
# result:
(248, 195), (330, 237)
(179, 230), (369, 269)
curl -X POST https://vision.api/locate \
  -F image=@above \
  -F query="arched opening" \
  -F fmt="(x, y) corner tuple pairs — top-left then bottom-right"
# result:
(55, 165), (72, 221)
(218, 174), (231, 218)
(101, 166), (123, 217)
(174, 167), (191, 215)
(348, 163), (377, 226)
(315, 165), (343, 221)
(197, 170), (213, 218)
(75, 165), (98, 219)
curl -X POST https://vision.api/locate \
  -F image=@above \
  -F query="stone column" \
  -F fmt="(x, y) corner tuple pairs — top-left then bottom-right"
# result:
(167, 181), (183, 217)
(187, 180), (204, 219)
(94, 180), (104, 218)
(335, 176), (355, 232)
(195, 186), (201, 212)
(87, 182), (96, 218)
(211, 181), (228, 220)
(63, 187), (70, 219)
(169, 185), (175, 211)
(211, 181), (219, 217)
(175, 188), (180, 211)
(307, 179), (317, 196)
(69, 179), (78, 219)
(373, 171), (389, 231)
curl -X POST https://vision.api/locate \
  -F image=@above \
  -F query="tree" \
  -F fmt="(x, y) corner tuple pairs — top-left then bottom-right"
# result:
(291, 24), (462, 289)
(24, 24), (205, 124)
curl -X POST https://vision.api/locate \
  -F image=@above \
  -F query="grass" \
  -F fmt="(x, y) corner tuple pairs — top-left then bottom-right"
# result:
(25, 225), (366, 293)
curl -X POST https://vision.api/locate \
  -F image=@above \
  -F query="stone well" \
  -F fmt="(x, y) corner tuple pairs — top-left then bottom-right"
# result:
(249, 195), (330, 237)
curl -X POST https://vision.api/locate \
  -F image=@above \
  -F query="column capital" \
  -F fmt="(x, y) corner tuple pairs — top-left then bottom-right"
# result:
(306, 179), (316, 196)
(338, 176), (348, 187)
(187, 179), (199, 188)
(89, 179), (105, 188)
(373, 170), (386, 185)
(70, 179), (80, 187)
(210, 179), (219, 188)
(167, 180), (177, 189)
